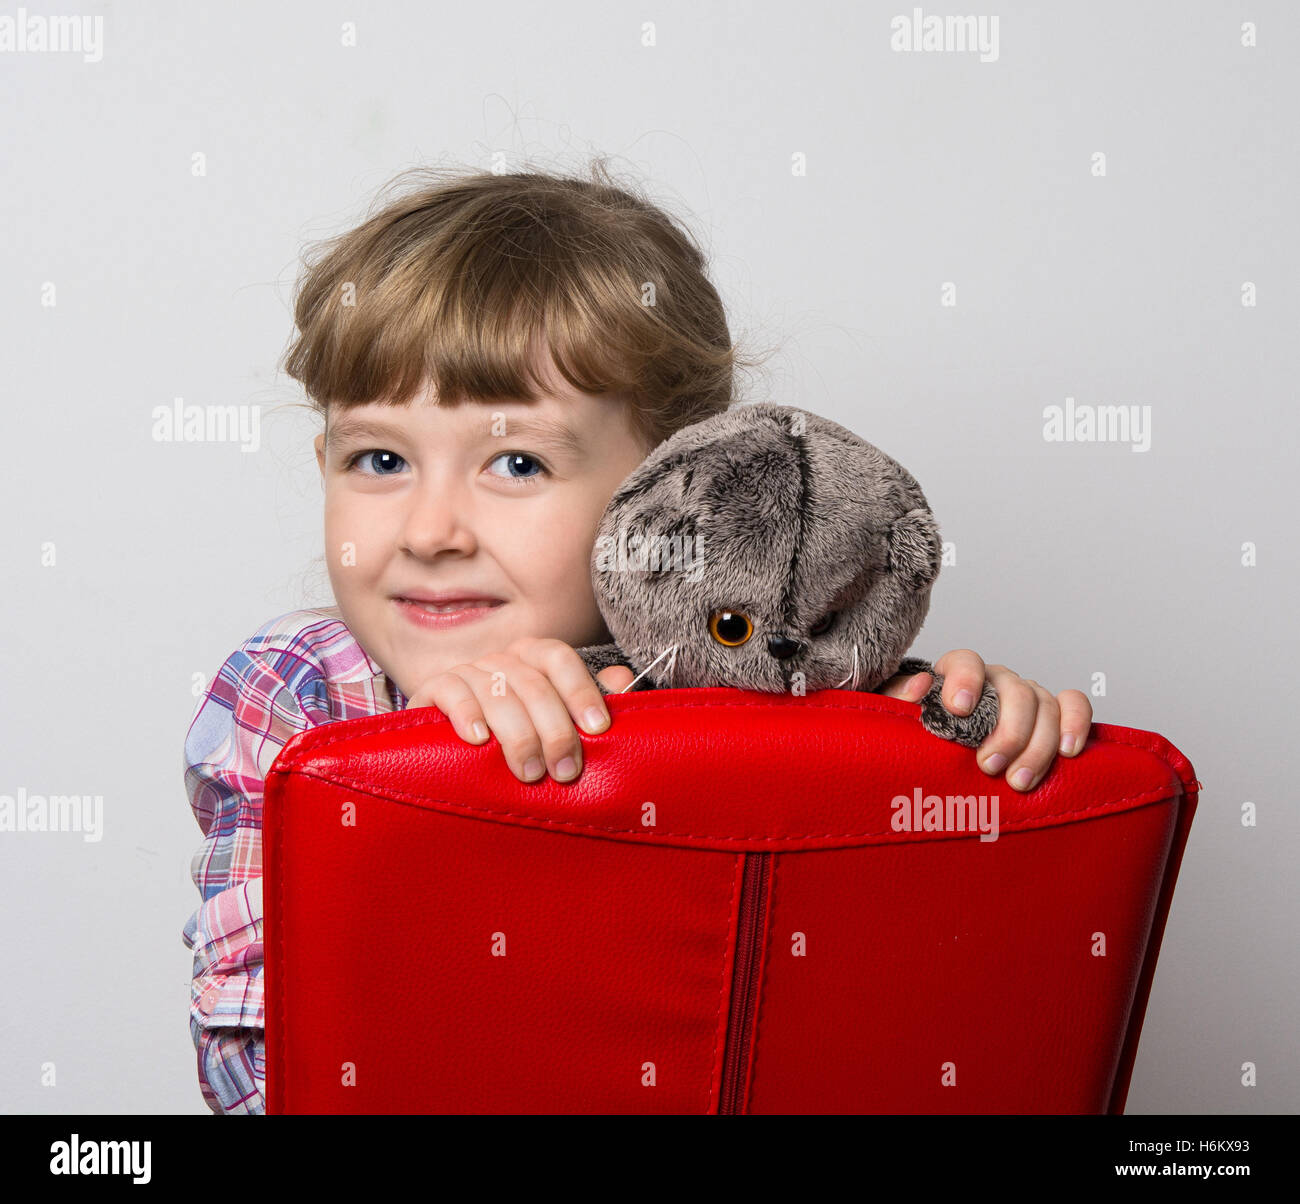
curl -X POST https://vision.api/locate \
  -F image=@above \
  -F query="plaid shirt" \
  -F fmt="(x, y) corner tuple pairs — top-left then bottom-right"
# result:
(181, 607), (407, 1114)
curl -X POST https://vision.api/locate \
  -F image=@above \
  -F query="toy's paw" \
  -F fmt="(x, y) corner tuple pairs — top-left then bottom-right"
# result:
(576, 643), (637, 695)
(919, 673), (999, 748)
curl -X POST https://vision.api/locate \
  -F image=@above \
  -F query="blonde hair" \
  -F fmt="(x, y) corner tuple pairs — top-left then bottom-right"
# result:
(280, 158), (771, 451)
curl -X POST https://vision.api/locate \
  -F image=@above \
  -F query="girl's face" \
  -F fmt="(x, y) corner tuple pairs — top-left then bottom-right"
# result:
(313, 368), (653, 702)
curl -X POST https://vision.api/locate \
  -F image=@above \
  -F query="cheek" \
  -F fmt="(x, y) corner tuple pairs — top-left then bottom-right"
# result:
(325, 490), (386, 544)
(321, 492), (390, 594)
(513, 543), (586, 606)
(501, 503), (604, 625)
(322, 488), (350, 536)
(510, 497), (598, 573)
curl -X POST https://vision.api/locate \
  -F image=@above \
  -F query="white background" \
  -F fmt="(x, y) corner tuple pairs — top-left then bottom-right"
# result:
(0, 0), (1294, 1113)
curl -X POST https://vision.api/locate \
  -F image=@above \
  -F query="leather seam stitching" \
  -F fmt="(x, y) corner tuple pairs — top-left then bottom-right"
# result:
(268, 767), (1185, 840)
(269, 695), (1202, 798)
(746, 853), (777, 1114)
(710, 854), (743, 1115)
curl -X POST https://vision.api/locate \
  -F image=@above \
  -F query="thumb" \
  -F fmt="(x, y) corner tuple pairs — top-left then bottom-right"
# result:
(596, 664), (636, 693)
(877, 670), (933, 702)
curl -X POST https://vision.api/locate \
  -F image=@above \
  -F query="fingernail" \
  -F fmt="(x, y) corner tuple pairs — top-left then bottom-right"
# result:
(555, 756), (578, 781)
(983, 753), (1007, 775)
(1060, 733), (1077, 755)
(472, 721), (489, 743)
(953, 689), (974, 714)
(523, 757), (544, 780)
(582, 706), (609, 733)
(1011, 767), (1034, 790)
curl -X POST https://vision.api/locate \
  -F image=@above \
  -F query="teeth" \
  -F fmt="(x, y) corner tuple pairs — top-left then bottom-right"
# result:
(413, 601), (491, 613)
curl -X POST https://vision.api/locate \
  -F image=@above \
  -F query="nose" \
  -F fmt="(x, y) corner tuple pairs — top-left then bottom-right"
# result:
(766, 634), (803, 660)
(399, 472), (477, 558)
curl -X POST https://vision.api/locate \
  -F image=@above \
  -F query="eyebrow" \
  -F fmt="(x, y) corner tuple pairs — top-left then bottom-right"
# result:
(325, 412), (587, 457)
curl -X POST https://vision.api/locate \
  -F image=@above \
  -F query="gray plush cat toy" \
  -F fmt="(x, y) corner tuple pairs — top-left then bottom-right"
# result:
(575, 402), (998, 748)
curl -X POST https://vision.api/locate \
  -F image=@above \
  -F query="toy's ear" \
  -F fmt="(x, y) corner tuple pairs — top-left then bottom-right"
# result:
(604, 507), (698, 582)
(887, 507), (942, 592)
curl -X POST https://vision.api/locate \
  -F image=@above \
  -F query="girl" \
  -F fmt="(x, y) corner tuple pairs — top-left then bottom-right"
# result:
(182, 160), (1092, 1114)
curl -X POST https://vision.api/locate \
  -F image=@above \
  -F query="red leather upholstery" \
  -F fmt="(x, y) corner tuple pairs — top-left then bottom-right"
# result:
(264, 687), (1199, 1114)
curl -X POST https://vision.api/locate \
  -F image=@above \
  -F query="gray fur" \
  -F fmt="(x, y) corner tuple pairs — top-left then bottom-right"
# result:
(576, 403), (997, 748)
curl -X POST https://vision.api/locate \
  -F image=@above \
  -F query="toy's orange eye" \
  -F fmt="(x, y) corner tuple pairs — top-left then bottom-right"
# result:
(709, 611), (753, 646)
(809, 611), (836, 636)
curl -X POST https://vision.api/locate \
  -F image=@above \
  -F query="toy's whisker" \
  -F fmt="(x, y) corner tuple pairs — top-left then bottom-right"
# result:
(621, 644), (679, 693)
(833, 644), (860, 691)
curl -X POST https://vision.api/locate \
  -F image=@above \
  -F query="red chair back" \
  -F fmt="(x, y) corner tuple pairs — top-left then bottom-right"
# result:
(264, 688), (1199, 1114)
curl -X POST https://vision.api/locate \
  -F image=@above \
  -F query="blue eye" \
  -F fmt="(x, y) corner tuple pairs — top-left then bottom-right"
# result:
(346, 449), (407, 476)
(487, 452), (548, 485)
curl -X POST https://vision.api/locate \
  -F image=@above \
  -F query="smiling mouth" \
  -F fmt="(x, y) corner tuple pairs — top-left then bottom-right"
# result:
(397, 599), (504, 613)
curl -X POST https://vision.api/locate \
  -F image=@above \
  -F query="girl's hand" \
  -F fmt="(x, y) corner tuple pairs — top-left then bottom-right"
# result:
(878, 648), (1093, 792)
(406, 638), (634, 783)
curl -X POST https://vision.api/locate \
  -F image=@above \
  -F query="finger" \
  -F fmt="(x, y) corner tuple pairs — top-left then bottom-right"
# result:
(441, 662), (551, 782)
(474, 654), (586, 783)
(931, 649), (988, 716)
(411, 672), (491, 745)
(507, 637), (612, 735)
(597, 665), (636, 694)
(1005, 684), (1063, 791)
(975, 668), (1038, 776)
(1056, 689), (1093, 756)
(877, 670), (933, 702)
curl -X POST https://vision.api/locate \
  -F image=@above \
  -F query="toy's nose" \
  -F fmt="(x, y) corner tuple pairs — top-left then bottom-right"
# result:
(766, 634), (803, 660)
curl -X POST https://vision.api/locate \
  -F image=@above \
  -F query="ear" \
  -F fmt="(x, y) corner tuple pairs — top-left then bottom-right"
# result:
(314, 432), (326, 477)
(887, 507), (942, 592)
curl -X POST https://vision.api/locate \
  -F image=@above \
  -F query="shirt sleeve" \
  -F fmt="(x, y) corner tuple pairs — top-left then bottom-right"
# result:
(181, 643), (329, 1115)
